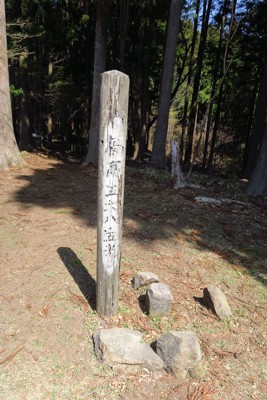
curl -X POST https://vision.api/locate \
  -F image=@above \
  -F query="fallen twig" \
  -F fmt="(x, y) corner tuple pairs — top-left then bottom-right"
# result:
(0, 346), (23, 365)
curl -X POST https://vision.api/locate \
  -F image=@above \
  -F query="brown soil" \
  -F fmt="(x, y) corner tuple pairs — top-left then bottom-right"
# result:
(0, 151), (267, 400)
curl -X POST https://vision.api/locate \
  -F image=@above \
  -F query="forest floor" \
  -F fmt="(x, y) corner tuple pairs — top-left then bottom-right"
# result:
(0, 151), (267, 400)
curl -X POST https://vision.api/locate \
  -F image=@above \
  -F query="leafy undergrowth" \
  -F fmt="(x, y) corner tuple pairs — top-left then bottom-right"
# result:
(0, 152), (267, 400)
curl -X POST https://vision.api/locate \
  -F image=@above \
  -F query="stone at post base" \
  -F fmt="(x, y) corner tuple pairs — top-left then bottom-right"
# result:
(145, 283), (172, 318)
(93, 328), (164, 372)
(156, 331), (202, 381)
(203, 285), (232, 319)
(132, 271), (160, 289)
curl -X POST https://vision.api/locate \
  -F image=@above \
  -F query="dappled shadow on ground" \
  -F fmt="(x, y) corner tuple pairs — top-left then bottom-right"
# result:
(2, 152), (267, 400)
(57, 247), (96, 310)
(11, 152), (267, 287)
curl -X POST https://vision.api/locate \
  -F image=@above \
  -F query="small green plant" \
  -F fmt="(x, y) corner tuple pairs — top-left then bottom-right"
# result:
(45, 271), (59, 278)
(55, 210), (70, 214)
(216, 340), (226, 348)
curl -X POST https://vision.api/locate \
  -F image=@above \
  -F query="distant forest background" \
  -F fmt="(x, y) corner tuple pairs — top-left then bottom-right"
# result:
(3, 0), (267, 192)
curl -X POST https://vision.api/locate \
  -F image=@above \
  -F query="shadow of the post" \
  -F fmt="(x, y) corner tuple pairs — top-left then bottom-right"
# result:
(57, 247), (96, 310)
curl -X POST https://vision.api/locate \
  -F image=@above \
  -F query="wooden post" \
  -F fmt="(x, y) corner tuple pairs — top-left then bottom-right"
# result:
(96, 70), (130, 316)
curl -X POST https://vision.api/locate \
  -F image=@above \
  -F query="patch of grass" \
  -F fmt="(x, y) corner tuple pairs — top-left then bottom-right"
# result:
(54, 210), (70, 214)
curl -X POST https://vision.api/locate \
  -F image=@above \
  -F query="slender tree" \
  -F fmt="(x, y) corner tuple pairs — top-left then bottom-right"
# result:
(82, 0), (109, 165)
(133, 0), (146, 160)
(207, 0), (237, 171)
(0, 0), (24, 170)
(184, 0), (213, 168)
(202, 0), (227, 170)
(246, 122), (267, 195)
(244, 50), (267, 179)
(150, 0), (183, 169)
(180, 0), (200, 162)
(119, 0), (130, 72)
(19, 49), (30, 151)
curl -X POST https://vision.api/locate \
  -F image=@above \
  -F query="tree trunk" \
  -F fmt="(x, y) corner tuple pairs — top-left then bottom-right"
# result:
(184, 0), (212, 168)
(119, 0), (130, 73)
(207, 85), (223, 171)
(133, 0), (146, 160)
(150, 0), (183, 169)
(138, 2), (154, 161)
(19, 50), (31, 151)
(47, 55), (53, 147)
(242, 65), (261, 173)
(38, 38), (45, 139)
(202, 0), (227, 170)
(0, 0), (24, 170)
(244, 51), (267, 179)
(82, 0), (109, 165)
(180, 0), (200, 162)
(171, 140), (186, 188)
(246, 122), (267, 195)
(207, 0), (237, 171)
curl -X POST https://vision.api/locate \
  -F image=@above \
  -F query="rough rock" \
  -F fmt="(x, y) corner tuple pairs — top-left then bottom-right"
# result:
(145, 283), (172, 317)
(156, 331), (202, 380)
(132, 271), (160, 289)
(203, 285), (232, 319)
(93, 328), (163, 371)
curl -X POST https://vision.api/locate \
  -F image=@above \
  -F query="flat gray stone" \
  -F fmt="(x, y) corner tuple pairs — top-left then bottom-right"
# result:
(156, 331), (202, 380)
(145, 283), (172, 317)
(203, 285), (232, 319)
(93, 328), (163, 371)
(132, 271), (160, 289)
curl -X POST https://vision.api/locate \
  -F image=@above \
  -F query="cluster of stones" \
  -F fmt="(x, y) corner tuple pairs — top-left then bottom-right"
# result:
(93, 271), (232, 381)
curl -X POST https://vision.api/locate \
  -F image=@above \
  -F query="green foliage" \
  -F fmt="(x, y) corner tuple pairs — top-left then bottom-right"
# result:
(10, 85), (23, 97)
(4, 0), (267, 175)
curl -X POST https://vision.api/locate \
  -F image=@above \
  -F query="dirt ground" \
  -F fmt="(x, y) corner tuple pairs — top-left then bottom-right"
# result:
(0, 151), (267, 400)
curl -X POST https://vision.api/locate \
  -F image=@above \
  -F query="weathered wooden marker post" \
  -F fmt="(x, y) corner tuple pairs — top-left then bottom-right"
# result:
(96, 70), (129, 316)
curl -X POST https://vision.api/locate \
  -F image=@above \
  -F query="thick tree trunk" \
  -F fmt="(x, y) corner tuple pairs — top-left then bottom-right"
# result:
(244, 51), (267, 179)
(247, 122), (267, 195)
(0, 0), (24, 170)
(150, 0), (182, 169)
(83, 0), (108, 165)
(180, 0), (200, 162)
(184, 0), (212, 168)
